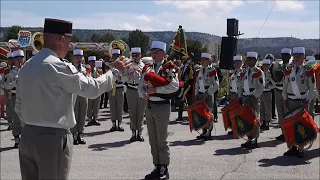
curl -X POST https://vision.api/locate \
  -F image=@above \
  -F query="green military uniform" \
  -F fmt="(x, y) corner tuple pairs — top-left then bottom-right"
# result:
(71, 63), (88, 144)
(138, 41), (175, 180)
(87, 67), (102, 126)
(123, 54), (147, 141)
(238, 52), (264, 148)
(5, 65), (21, 147)
(282, 61), (315, 157)
(195, 63), (219, 140)
(260, 60), (276, 130)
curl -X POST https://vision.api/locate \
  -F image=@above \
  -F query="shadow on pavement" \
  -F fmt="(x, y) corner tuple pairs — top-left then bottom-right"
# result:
(83, 130), (112, 137)
(214, 147), (251, 156)
(258, 139), (284, 148)
(169, 118), (189, 125)
(169, 139), (205, 146)
(0, 121), (8, 125)
(88, 140), (132, 151)
(211, 134), (235, 141)
(258, 148), (320, 167)
(0, 146), (16, 152)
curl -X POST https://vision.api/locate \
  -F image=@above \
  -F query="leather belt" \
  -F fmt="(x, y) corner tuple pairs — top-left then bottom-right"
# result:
(127, 84), (138, 90)
(148, 100), (170, 104)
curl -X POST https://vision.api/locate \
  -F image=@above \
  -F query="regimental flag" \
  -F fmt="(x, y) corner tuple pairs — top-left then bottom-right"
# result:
(229, 104), (259, 138)
(171, 25), (188, 57)
(282, 108), (319, 149)
(186, 100), (213, 132)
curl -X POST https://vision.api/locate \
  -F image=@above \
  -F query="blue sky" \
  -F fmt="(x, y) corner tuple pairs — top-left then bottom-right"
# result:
(1, 0), (319, 39)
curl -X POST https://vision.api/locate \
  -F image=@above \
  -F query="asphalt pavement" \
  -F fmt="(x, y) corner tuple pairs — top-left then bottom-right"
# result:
(1, 107), (319, 180)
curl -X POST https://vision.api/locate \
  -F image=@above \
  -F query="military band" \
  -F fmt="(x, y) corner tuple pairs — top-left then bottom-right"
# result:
(1, 17), (319, 180)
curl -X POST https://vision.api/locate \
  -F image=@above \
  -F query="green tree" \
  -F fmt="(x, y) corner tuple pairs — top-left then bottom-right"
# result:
(90, 33), (101, 42)
(128, 29), (150, 55)
(101, 33), (116, 43)
(72, 36), (80, 42)
(3, 25), (22, 41)
(186, 39), (207, 63)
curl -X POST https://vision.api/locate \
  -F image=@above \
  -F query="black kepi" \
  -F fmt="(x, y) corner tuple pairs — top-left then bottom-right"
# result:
(44, 18), (73, 36)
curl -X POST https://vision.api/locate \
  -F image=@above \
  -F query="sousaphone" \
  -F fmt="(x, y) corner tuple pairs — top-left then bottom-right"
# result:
(270, 61), (284, 83)
(108, 40), (130, 57)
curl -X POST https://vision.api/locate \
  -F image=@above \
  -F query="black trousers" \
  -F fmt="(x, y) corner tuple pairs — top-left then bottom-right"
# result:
(177, 93), (193, 119)
(100, 92), (108, 108)
(213, 91), (218, 119)
(271, 89), (276, 117)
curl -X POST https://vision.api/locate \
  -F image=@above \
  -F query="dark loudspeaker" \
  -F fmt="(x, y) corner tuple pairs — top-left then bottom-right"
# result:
(219, 36), (238, 70)
(227, 18), (239, 37)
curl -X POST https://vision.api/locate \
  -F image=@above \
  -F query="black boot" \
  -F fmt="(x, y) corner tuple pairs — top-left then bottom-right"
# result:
(130, 131), (137, 142)
(77, 133), (86, 144)
(136, 131), (144, 142)
(14, 136), (20, 148)
(227, 130), (233, 135)
(117, 121), (124, 132)
(145, 165), (160, 180)
(91, 118), (101, 126)
(110, 122), (117, 132)
(73, 134), (79, 145)
(196, 129), (207, 139)
(260, 121), (266, 131)
(284, 147), (298, 156)
(203, 131), (212, 141)
(159, 165), (169, 180)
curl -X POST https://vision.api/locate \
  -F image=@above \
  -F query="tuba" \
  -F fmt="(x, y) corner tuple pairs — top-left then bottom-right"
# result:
(108, 40), (130, 57)
(31, 32), (44, 52)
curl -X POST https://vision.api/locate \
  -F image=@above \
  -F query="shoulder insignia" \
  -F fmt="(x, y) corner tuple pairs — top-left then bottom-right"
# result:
(305, 65), (315, 77)
(284, 65), (292, 76)
(65, 62), (78, 74)
(142, 62), (152, 73)
(229, 71), (233, 77)
(253, 69), (263, 78)
(209, 68), (217, 77)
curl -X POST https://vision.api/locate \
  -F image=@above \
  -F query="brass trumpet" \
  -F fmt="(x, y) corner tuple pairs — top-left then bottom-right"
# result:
(31, 32), (44, 53)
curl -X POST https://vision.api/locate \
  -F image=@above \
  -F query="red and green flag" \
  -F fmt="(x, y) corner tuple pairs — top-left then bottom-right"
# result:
(186, 100), (213, 132)
(171, 25), (188, 57)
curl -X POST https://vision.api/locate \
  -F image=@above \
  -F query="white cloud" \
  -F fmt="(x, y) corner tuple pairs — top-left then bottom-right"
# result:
(1, 9), (318, 39)
(274, 0), (305, 11)
(136, 15), (152, 22)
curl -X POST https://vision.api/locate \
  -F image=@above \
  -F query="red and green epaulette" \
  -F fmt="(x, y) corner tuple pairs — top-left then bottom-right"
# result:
(305, 64), (316, 77)
(142, 62), (152, 73)
(253, 67), (263, 78)
(284, 65), (293, 76)
(228, 70), (234, 77)
(208, 67), (217, 77)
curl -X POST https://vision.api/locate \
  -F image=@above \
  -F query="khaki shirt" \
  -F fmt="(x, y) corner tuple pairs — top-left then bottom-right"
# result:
(122, 60), (144, 89)
(263, 70), (276, 91)
(238, 66), (265, 98)
(4, 66), (19, 93)
(195, 65), (219, 96)
(229, 68), (242, 94)
(15, 48), (117, 129)
(282, 64), (315, 101)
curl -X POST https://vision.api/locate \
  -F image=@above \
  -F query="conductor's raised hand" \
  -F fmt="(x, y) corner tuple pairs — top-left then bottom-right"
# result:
(113, 56), (132, 71)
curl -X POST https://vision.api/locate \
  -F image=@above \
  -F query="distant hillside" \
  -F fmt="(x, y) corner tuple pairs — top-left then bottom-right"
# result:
(1, 27), (319, 57)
